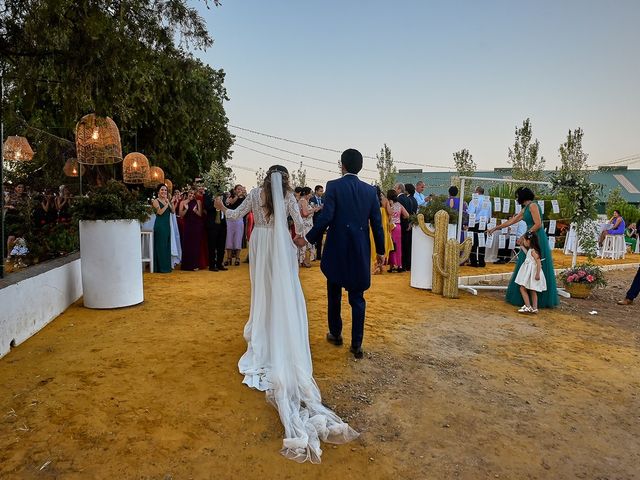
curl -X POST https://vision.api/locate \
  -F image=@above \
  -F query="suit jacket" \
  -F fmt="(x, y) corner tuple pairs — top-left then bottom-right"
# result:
(396, 193), (414, 229)
(306, 175), (384, 292)
(203, 192), (227, 226)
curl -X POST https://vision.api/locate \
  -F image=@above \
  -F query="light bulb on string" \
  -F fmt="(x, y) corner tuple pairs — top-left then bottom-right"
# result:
(91, 128), (99, 140)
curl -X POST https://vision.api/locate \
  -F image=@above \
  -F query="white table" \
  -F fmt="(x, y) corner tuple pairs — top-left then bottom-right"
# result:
(563, 222), (608, 255)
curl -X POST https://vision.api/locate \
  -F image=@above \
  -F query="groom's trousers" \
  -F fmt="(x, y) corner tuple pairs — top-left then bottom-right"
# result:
(327, 281), (366, 348)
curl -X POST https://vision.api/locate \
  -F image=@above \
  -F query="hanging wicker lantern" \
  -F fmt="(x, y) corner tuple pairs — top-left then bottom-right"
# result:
(3, 136), (35, 161)
(122, 152), (150, 184)
(63, 158), (85, 177)
(143, 166), (165, 188)
(164, 179), (173, 194)
(75, 114), (123, 165)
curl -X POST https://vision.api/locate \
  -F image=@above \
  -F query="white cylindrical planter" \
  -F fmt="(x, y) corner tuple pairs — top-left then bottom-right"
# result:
(410, 224), (458, 290)
(79, 220), (143, 309)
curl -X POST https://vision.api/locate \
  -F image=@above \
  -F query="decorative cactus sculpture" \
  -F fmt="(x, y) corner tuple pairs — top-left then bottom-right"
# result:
(417, 210), (449, 295)
(434, 237), (473, 298)
(417, 210), (472, 298)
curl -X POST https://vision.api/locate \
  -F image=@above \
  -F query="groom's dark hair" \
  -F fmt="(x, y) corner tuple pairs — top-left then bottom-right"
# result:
(341, 149), (363, 174)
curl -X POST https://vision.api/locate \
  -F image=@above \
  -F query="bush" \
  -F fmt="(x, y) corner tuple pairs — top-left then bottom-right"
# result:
(72, 180), (152, 222)
(409, 194), (460, 225)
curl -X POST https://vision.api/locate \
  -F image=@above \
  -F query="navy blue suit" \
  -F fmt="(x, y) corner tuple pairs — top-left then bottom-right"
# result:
(305, 174), (384, 348)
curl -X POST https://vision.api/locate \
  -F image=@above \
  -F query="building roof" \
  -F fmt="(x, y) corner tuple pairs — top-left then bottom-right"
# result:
(395, 167), (640, 203)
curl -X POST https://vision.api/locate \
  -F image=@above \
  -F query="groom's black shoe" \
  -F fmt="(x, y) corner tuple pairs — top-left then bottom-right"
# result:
(350, 345), (364, 359)
(326, 332), (343, 346)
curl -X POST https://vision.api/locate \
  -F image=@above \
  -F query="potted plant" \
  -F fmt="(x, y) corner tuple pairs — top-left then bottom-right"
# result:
(72, 180), (151, 309)
(558, 263), (607, 299)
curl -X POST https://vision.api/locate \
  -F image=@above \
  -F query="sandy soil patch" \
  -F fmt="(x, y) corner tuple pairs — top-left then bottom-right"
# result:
(1, 255), (638, 479)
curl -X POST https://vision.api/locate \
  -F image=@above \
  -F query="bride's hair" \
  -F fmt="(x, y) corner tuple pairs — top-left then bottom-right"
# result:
(262, 165), (291, 221)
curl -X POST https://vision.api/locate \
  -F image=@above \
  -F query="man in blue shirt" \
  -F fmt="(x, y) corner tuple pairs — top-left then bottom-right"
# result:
(414, 181), (427, 207)
(467, 186), (492, 267)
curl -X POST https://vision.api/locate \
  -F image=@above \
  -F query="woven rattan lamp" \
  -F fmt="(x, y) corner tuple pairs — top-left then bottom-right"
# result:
(164, 179), (173, 193)
(123, 152), (150, 184)
(144, 166), (165, 188)
(75, 114), (123, 165)
(63, 158), (85, 177)
(3, 136), (34, 161)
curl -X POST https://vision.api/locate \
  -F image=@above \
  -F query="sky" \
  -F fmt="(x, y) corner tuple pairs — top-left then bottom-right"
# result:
(192, 0), (640, 187)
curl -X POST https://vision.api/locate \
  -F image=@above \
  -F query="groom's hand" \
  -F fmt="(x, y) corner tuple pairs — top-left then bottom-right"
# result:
(293, 235), (306, 247)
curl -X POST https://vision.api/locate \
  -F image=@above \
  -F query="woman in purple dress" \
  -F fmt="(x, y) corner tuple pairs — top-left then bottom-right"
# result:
(179, 189), (204, 271)
(598, 209), (625, 247)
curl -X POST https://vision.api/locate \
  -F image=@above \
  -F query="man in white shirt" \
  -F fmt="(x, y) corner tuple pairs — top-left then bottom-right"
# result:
(467, 186), (492, 267)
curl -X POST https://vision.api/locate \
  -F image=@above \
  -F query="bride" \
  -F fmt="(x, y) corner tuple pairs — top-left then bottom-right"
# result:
(214, 165), (358, 463)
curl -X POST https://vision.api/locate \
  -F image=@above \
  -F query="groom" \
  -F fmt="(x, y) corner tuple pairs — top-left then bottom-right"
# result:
(296, 149), (385, 359)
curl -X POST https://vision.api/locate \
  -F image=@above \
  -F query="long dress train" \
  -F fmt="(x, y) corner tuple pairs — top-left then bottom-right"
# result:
(505, 204), (559, 308)
(223, 174), (358, 463)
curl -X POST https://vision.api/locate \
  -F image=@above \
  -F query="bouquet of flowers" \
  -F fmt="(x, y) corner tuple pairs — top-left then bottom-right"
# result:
(558, 263), (607, 288)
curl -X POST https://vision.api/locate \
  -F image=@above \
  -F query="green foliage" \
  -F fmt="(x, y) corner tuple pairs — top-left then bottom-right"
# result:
(290, 162), (307, 188)
(606, 187), (626, 212)
(559, 128), (588, 172)
(71, 180), (152, 222)
(550, 128), (601, 260)
(202, 161), (235, 196)
(376, 144), (397, 193)
(508, 118), (545, 180)
(453, 148), (476, 178)
(1, 0), (232, 187)
(558, 263), (607, 288)
(409, 195), (459, 225)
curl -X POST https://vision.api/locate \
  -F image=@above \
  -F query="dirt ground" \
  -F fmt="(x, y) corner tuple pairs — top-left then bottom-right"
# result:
(1, 254), (639, 479)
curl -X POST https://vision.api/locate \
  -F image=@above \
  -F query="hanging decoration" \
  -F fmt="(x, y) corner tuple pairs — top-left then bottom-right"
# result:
(123, 152), (150, 184)
(3, 136), (35, 161)
(164, 179), (173, 194)
(75, 114), (123, 165)
(144, 166), (165, 188)
(63, 157), (85, 177)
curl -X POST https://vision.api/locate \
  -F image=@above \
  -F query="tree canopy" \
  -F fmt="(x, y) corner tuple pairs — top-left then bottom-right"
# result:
(1, 0), (232, 187)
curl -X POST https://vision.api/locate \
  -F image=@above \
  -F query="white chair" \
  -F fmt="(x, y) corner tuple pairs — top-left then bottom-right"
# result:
(600, 234), (625, 260)
(141, 231), (154, 272)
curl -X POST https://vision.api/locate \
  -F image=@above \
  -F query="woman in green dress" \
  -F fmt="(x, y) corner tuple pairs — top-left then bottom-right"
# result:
(152, 184), (174, 273)
(487, 187), (559, 309)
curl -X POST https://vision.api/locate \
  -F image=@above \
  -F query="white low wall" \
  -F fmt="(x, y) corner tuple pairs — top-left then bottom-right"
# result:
(0, 257), (82, 358)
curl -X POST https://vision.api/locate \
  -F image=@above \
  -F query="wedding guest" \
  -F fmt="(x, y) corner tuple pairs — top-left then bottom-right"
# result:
(56, 185), (73, 223)
(370, 186), (394, 274)
(495, 217), (527, 264)
(203, 187), (228, 272)
(179, 189), (203, 271)
(617, 265), (640, 305)
(225, 184), (246, 266)
(403, 183), (418, 270)
(598, 209), (625, 247)
(298, 186), (320, 267)
(488, 187), (558, 309)
(152, 184), (174, 273)
(467, 186), (492, 267)
(33, 189), (56, 227)
(625, 222), (638, 252)
(195, 185), (209, 269)
(414, 180), (427, 207)
(514, 232), (547, 314)
(294, 186), (303, 201)
(394, 183), (413, 272)
(309, 185), (325, 260)
(387, 189), (409, 273)
(4, 183), (26, 255)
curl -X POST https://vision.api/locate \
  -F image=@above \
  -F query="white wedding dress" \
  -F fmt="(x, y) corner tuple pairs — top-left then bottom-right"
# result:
(223, 172), (358, 463)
